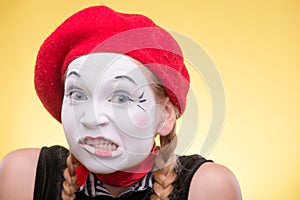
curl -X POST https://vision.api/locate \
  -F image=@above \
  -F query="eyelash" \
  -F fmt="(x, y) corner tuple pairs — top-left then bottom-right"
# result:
(108, 91), (148, 114)
(109, 92), (134, 104)
(65, 88), (88, 102)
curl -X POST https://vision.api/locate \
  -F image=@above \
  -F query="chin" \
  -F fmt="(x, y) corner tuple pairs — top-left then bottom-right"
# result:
(87, 165), (118, 174)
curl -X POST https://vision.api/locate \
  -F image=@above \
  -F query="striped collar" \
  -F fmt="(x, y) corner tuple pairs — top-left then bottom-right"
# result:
(79, 170), (153, 197)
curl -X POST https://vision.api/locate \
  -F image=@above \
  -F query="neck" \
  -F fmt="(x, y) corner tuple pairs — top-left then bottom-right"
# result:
(103, 183), (131, 197)
(76, 145), (158, 188)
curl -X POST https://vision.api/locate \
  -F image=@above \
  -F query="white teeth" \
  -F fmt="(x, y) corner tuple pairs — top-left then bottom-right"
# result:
(85, 138), (117, 150)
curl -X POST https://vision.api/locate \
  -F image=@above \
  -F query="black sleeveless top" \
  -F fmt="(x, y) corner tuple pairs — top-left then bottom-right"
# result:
(34, 146), (212, 200)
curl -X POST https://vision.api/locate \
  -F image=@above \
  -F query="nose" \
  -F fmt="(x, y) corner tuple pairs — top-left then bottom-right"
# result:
(80, 105), (109, 128)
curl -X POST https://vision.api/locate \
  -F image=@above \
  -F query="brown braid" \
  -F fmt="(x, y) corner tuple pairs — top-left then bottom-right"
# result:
(62, 153), (79, 200)
(144, 68), (178, 200)
(151, 127), (178, 200)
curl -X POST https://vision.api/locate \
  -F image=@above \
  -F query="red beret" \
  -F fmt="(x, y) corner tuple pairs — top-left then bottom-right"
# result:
(34, 6), (190, 122)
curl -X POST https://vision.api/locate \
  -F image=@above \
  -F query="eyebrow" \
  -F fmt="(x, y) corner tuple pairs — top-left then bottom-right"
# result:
(67, 71), (81, 78)
(114, 75), (136, 85)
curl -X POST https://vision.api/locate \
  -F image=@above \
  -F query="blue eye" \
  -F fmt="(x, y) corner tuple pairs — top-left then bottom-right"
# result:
(67, 89), (87, 102)
(109, 92), (133, 104)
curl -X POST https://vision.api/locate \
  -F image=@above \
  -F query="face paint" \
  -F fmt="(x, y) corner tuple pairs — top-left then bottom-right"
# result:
(61, 53), (163, 174)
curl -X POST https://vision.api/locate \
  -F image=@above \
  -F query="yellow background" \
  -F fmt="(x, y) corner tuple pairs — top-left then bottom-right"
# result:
(1, 0), (299, 199)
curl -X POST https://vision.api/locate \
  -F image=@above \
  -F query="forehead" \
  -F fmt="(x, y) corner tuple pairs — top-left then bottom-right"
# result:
(67, 53), (141, 77)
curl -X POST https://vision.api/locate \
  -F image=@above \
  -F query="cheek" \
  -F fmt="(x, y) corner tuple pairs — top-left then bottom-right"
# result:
(62, 104), (80, 140)
(127, 103), (163, 135)
(131, 111), (151, 128)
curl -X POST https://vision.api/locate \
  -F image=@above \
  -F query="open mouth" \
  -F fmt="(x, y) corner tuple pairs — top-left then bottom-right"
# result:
(79, 136), (120, 157)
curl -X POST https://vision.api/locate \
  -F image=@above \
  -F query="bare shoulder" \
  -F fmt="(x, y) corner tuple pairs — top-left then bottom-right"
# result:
(0, 148), (41, 199)
(188, 162), (242, 200)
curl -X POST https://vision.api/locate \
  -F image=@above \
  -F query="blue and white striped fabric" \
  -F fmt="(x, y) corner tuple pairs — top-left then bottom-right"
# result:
(79, 171), (153, 197)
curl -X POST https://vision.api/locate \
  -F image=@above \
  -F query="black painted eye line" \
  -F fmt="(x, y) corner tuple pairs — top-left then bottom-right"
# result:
(138, 91), (147, 103)
(139, 92), (144, 99)
(137, 105), (146, 112)
(136, 91), (147, 111)
(128, 97), (134, 102)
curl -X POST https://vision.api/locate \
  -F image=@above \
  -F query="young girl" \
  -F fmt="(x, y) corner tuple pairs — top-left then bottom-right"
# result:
(0, 6), (241, 200)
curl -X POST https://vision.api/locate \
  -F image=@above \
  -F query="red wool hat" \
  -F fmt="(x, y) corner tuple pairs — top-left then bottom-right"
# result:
(34, 6), (190, 122)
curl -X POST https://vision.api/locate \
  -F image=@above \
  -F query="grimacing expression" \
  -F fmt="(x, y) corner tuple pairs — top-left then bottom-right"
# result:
(61, 53), (165, 174)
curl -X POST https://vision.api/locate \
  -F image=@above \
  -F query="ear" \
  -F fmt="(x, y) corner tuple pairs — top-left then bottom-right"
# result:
(158, 98), (176, 136)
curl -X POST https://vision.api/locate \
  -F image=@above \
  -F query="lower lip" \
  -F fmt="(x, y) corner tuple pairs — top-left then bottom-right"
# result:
(80, 144), (122, 158)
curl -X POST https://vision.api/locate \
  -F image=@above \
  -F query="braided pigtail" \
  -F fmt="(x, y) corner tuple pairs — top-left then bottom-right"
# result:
(143, 69), (179, 200)
(151, 127), (178, 200)
(61, 153), (79, 200)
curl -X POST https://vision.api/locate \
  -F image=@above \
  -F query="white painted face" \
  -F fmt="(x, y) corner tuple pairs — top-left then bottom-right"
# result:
(62, 53), (164, 174)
